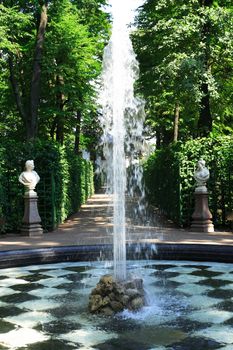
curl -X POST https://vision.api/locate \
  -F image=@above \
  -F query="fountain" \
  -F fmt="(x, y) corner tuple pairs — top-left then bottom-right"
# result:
(1, 1), (233, 349)
(88, 0), (147, 314)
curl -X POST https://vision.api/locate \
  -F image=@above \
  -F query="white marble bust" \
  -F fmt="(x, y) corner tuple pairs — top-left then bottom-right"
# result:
(194, 159), (210, 192)
(19, 160), (40, 196)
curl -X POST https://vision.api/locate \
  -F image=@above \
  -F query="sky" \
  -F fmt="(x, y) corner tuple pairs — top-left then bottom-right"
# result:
(107, 0), (145, 23)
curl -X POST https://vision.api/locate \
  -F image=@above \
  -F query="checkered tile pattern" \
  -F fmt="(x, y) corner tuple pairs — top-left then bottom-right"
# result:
(0, 260), (233, 349)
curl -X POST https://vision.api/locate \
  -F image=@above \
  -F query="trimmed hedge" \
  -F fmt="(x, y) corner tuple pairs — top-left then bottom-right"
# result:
(144, 136), (233, 228)
(0, 140), (94, 233)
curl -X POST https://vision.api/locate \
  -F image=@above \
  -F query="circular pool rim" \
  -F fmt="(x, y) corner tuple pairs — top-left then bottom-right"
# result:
(0, 243), (233, 269)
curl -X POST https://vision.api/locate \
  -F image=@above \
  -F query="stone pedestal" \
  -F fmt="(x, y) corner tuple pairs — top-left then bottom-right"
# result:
(21, 195), (43, 236)
(191, 191), (214, 233)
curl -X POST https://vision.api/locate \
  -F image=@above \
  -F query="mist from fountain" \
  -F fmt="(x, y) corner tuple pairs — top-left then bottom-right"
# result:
(99, 1), (146, 281)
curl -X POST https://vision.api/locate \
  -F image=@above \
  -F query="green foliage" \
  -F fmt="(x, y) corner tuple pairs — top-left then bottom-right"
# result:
(144, 136), (233, 227)
(0, 0), (110, 147)
(133, 0), (233, 143)
(0, 140), (94, 233)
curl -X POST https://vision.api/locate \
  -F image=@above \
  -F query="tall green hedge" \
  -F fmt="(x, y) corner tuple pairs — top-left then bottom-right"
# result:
(144, 136), (233, 228)
(0, 140), (94, 233)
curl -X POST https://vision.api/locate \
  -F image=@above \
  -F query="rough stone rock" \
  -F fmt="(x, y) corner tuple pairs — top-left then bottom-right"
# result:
(110, 301), (124, 312)
(89, 294), (103, 312)
(120, 295), (130, 306)
(102, 307), (114, 316)
(125, 288), (141, 299)
(130, 297), (144, 310)
(88, 274), (145, 315)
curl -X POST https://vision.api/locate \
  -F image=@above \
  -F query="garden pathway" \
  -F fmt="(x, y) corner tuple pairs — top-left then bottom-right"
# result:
(0, 191), (232, 251)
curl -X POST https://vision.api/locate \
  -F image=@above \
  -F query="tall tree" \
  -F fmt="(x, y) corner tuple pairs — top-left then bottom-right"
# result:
(133, 0), (233, 145)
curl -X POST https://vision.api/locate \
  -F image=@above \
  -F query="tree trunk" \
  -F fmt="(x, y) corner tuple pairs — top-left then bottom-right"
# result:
(74, 110), (82, 154)
(29, 3), (48, 140)
(173, 102), (179, 142)
(198, 0), (213, 136)
(198, 82), (212, 136)
(55, 75), (65, 145)
(8, 56), (27, 128)
(156, 129), (161, 149)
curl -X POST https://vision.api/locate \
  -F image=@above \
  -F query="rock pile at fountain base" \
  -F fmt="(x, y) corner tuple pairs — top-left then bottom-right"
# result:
(89, 274), (144, 316)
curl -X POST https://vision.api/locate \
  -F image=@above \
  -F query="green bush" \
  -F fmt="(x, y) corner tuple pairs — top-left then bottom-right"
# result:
(0, 139), (94, 233)
(144, 136), (233, 228)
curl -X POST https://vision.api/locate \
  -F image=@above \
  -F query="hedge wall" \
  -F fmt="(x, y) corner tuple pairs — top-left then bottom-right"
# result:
(144, 136), (233, 228)
(0, 140), (94, 233)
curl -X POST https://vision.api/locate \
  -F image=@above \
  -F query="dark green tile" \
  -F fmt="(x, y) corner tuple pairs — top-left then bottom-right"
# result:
(166, 318), (210, 333)
(36, 320), (81, 334)
(198, 279), (231, 288)
(0, 305), (25, 317)
(0, 344), (9, 350)
(185, 265), (209, 270)
(152, 279), (181, 288)
(147, 264), (176, 271)
(64, 266), (92, 273)
(18, 339), (77, 350)
(11, 283), (44, 292)
(170, 336), (222, 350)
(216, 300), (233, 312)
(95, 338), (148, 350)
(19, 274), (51, 282)
(0, 319), (15, 333)
(153, 271), (180, 279)
(0, 276), (8, 281)
(100, 317), (140, 333)
(190, 270), (223, 278)
(0, 293), (38, 304)
(208, 288), (233, 299)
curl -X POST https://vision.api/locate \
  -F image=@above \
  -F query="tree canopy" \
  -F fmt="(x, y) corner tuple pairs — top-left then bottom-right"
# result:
(0, 0), (110, 155)
(133, 0), (233, 147)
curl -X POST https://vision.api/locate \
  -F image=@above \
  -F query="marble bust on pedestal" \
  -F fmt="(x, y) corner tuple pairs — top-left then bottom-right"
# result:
(194, 159), (210, 193)
(19, 160), (40, 197)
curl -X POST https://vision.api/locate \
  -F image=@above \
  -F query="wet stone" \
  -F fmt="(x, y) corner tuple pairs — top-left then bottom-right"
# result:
(89, 274), (145, 315)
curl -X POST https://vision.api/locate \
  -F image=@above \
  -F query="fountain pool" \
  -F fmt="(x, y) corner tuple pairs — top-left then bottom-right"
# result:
(1, 259), (233, 350)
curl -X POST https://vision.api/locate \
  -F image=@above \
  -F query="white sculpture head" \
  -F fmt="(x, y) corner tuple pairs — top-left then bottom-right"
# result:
(19, 160), (40, 196)
(197, 159), (205, 169)
(25, 160), (34, 171)
(194, 158), (210, 192)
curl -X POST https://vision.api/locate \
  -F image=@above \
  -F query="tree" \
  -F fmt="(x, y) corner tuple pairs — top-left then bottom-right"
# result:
(0, 0), (110, 150)
(133, 0), (233, 145)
